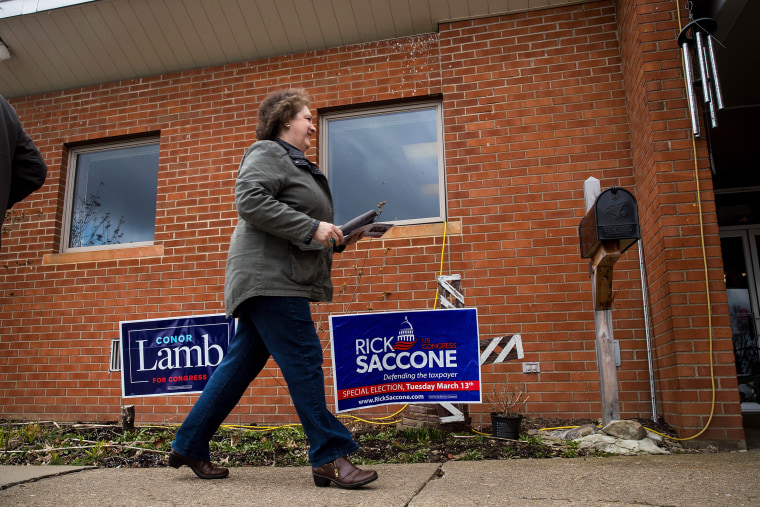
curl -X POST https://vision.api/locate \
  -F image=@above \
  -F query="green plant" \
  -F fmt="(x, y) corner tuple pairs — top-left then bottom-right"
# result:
(149, 430), (171, 451)
(519, 434), (542, 445)
(21, 422), (41, 444)
(271, 426), (304, 447)
(500, 444), (516, 457)
(359, 428), (397, 442)
(460, 449), (484, 461)
(397, 449), (428, 463)
(84, 440), (106, 463)
(402, 426), (443, 443)
(210, 437), (237, 453)
(561, 442), (579, 458)
(349, 455), (373, 466)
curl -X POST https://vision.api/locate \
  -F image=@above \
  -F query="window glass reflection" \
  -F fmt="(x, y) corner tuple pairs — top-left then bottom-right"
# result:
(69, 143), (159, 248)
(327, 107), (442, 225)
(715, 191), (760, 227)
(721, 235), (760, 383)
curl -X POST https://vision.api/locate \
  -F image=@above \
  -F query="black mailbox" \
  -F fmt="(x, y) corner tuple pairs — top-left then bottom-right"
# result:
(579, 187), (640, 258)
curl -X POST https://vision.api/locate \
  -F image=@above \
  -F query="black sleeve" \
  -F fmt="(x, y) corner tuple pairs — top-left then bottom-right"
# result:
(8, 124), (47, 208)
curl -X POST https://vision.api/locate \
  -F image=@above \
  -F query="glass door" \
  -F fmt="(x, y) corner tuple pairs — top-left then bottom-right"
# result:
(720, 228), (760, 404)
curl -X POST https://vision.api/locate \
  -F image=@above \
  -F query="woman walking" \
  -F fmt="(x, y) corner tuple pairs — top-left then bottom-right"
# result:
(169, 89), (377, 489)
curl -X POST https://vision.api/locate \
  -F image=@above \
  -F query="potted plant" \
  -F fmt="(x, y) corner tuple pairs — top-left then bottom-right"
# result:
(486, 383), (528, 439)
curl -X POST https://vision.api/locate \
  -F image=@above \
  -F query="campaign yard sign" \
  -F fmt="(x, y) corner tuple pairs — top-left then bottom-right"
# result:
(329, 308), (481, 412)
(120, 314), (235, 398)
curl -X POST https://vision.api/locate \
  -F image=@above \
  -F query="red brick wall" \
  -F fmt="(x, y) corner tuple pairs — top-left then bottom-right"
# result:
(615, 0), (742, 442)
(0, 1), (742, 444)
(430, 2), (642, 421)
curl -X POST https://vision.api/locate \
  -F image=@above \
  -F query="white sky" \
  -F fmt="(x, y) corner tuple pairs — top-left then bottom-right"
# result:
(0, 0), (97, 19)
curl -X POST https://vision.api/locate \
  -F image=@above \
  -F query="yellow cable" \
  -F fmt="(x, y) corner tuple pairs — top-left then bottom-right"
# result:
(339, 417), (401, 425)
(216, 404), (412, 433)
(670, 0), (716, 442)
(374, 404), (409, 420)
(337, 404), (408, 421)
(432, 221), (448, 308)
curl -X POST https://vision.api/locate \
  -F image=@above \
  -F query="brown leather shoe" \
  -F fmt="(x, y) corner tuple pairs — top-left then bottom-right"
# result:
(168, 450), (229, 479)
(312, 456), (378, 489)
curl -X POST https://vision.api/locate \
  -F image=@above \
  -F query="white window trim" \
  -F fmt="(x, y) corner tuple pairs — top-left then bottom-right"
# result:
(61, 137), (159, 253)
(319, 101), (447, 226)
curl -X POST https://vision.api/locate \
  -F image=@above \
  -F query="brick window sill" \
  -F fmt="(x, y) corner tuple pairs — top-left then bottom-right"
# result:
(381, 221), (461, 240)
(39, 222), (458, 265)
(42, 245), (164, 265)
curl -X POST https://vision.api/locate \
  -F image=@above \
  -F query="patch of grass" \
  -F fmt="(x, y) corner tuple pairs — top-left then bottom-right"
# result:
(359, 428), (397, 442)
(561, 448), (579, 458)
(21, 422), (42, 444)
(459, 449), (484, 461)
(519, 434), (542, 445)
(401, 426), (443, 443)
(561, 439), (580, 458)
(2, 417), (644, 467)
(500, 445), (516, 457)
(395, 449), (429, 463)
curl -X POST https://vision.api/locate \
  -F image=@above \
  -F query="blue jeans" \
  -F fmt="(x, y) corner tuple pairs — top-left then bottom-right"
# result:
(171, 297), (359, 467)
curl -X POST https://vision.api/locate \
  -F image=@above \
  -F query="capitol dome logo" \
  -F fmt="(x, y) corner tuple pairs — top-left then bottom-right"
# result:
(392, 317), (418, 351)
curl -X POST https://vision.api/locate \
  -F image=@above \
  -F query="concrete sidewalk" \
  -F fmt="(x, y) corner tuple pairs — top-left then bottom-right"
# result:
(1, 450), (758, 506)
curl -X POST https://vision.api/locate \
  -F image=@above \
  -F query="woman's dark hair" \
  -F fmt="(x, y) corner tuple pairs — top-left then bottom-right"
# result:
(256, 89), (310, 141)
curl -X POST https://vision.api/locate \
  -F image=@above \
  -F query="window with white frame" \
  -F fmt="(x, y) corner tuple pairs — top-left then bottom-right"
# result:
(62, 138), (159, 251)
(320, 102), (445, 226)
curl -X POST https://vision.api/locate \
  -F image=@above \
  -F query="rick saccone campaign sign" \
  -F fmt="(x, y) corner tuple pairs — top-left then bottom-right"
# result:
(120, 314), (235, 398)
(329, 308), (481, 412)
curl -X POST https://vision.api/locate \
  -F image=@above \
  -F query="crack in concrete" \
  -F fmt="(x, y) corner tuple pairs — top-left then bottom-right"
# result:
(0, 466), (95, 491)
(404, 464), (444, 506)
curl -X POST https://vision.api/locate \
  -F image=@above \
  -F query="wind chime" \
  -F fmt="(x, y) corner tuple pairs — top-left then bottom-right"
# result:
(677, 7), (725, 138)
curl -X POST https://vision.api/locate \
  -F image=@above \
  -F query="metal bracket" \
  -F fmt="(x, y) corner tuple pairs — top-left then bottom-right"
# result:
(480, 334), (524, 365)
(437, 274), (466, 423)
(437, 274), (464, 309)
(435, 276), (527, 425)
(439, 403), (464, 424)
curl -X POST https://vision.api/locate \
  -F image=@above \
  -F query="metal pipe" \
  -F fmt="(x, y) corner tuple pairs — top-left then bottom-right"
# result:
(695, 31), (711, 106)
(638, 240), (658, 421)
(695, 31), (718, 128)
(702, 46), (719, 127)
(705, 34), (725, 110)
(681, 41), (701, 137)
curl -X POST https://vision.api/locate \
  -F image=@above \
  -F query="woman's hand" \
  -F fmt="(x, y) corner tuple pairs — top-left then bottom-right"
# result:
(314, 221), (345, 248)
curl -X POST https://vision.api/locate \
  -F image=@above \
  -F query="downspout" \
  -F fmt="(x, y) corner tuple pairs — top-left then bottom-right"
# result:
(639, 240), (658, 421)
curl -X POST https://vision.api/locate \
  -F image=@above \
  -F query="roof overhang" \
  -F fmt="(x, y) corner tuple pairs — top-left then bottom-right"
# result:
(0, 0), (583, 98)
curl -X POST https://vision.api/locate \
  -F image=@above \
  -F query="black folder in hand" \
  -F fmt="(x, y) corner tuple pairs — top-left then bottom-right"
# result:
(339, 209), (393, 239)
(340, 209), (379, 235)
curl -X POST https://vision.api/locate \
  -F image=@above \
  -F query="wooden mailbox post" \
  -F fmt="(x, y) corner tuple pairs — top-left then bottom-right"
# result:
(579, 178), (641, 425)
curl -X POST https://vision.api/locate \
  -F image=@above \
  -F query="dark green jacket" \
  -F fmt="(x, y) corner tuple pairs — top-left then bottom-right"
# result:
(224, 140), (335, 317)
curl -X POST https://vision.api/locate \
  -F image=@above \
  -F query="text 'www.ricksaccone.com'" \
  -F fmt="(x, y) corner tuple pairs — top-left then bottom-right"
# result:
(357, 394), (424, 405)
